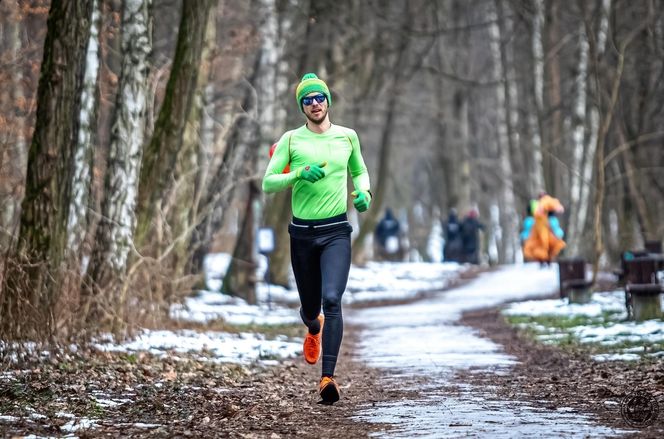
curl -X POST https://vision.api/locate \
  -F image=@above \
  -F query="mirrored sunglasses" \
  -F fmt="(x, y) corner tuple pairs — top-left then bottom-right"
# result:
(302, 94), (326, 106)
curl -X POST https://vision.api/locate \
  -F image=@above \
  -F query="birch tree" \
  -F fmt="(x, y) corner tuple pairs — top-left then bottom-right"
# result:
(84, 0), (152, 323)
(257, 0), (292, 288)
(68, 0), (101, 258)
(260, 0), (310, 287)
(529, 0), (546, 193)
(0, 2), (27, 254)
(566, 0), (609, 254)
(490, 1), (518, 263)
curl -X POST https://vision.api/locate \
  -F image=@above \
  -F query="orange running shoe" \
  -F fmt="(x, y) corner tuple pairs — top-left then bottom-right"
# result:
(319, 376), (340, 403)
(303, 314), (324, 365)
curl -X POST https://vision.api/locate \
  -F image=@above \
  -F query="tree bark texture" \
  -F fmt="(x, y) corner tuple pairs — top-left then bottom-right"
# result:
(2, 0), (93, 339)
(84, 0), (152, 324)
(67, 0), (100, 257)
(0, 1), (27, 255)
(542, 0), (563, 197)
(135, 0), (214, 249)
(222, 182), (258, 304)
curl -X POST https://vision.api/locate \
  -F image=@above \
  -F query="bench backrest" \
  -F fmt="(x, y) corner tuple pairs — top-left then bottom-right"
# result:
(625, 257), (664, 285)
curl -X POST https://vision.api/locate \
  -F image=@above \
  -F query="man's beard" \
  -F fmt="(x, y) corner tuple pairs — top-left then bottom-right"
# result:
(306, 108), (328, 125)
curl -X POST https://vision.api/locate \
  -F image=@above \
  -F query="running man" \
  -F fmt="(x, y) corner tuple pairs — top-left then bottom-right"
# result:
(262, 73), (371, 404)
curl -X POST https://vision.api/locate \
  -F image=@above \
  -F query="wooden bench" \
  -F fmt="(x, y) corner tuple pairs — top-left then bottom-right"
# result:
(624, 255), (664, 321)
(615, 250), (651, 286)
(645, 240), (662, 254)
(558, 258), (592, 303)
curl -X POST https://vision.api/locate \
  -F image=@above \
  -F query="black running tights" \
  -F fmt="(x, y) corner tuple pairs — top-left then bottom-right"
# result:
(289, 219), (351, 377)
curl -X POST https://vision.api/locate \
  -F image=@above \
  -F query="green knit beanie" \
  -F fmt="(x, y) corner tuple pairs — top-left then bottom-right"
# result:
(295, 73), (331, 111)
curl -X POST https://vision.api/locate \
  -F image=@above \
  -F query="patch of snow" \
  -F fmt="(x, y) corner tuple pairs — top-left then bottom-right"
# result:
(133, 423), (162, 428)
(503, 290), (626, 318)
(60, 417), (97, 433)
(592, 353), (641, 362)
(502, 289), (664, 360)
(170, 290), (298, 326)
(94, 329), (301, 364)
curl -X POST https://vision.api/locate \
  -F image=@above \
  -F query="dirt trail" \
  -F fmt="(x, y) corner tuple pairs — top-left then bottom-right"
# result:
(459, 306), (663, 439)
(2, 281), (662, 437)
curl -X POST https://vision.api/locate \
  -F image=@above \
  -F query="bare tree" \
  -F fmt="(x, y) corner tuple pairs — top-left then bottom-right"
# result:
(351, 1), (419, 264)
(134, 0), (214, 249)
(0, 2), (28, 254)
(84, 0), (153, 325)
(68, 0), (101, 258)
(1, 0), (94, 339)
(587, 0), (645, 282)
(491, 0), (519, 262)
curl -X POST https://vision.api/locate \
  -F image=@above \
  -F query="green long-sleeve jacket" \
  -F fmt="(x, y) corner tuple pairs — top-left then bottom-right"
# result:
(262, 124), (370, 220)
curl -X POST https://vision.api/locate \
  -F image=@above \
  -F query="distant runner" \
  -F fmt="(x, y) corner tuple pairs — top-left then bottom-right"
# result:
(262, 73), (372, 404)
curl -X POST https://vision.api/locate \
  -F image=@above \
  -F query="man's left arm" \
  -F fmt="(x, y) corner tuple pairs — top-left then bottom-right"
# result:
(347, 131), (371, 212)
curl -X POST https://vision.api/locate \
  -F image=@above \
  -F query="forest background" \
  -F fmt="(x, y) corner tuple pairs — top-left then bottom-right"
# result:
(0, 0), (662, 342)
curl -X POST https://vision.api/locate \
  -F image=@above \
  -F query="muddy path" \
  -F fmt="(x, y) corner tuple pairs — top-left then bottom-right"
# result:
(2, 266), (662, 438)
(458, 306), (663, 439)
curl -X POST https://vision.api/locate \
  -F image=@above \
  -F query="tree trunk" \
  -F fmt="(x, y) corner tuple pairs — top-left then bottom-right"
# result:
(542, 0), (563, 197)
(491, 1), (518, 262)
(186, 31), (262, 280)
(68, 0), (101, 258)
(0, 1), (26, 255)
(262, 192), (292, 287)
(168, 5), (216, 285)
(222, 182), (258, 304)
(530, 0), (546, 193)
(221, 17), (264, 301)
(589, 7), (642, 283)
(262, 0), (313, 287)
(134, 0), (214, 249)
(566, 22), (590, 255)
(496, 0), (524, 205)
(84, 0), (152, 325)
(2, 0), (93, 339)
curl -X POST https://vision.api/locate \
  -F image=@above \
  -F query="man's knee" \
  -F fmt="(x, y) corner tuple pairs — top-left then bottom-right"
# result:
(300, 307), (320, 325)
(322, 290), (342, 314)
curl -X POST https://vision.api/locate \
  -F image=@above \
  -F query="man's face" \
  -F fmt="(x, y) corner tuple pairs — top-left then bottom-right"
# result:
(302, 92), (328, 124)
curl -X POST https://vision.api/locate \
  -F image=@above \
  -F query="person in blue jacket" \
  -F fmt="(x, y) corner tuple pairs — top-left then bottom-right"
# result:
(548, 211), (565, 239)
(520, 200), (536, 243)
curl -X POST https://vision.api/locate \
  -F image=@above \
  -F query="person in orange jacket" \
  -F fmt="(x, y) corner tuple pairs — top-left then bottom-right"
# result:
(523, 195), (566, 264)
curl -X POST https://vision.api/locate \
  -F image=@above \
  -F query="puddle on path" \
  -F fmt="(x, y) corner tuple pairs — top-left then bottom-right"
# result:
(350, 264), (631, 438)
(355, 381), (627, 438)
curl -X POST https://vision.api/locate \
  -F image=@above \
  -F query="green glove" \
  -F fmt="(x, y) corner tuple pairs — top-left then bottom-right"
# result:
(352, 190), (371, 212)
(296, 161), (327, 183)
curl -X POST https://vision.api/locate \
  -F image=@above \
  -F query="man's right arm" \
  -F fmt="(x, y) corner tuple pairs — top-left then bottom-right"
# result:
(262, 134), (299, 193)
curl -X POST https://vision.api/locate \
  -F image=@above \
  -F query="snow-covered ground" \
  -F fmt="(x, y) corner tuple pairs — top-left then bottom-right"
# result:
(3, 256), (662, 438)
(96, 254), (466, 365)
(94, 254), (664, 365)
(503, 290), (664, 361)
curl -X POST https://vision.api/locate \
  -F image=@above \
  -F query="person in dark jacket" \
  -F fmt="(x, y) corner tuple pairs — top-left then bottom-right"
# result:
(443, 208), (463, 262)
(460, 208), (484, 264)
(374, 208), (402, 261)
